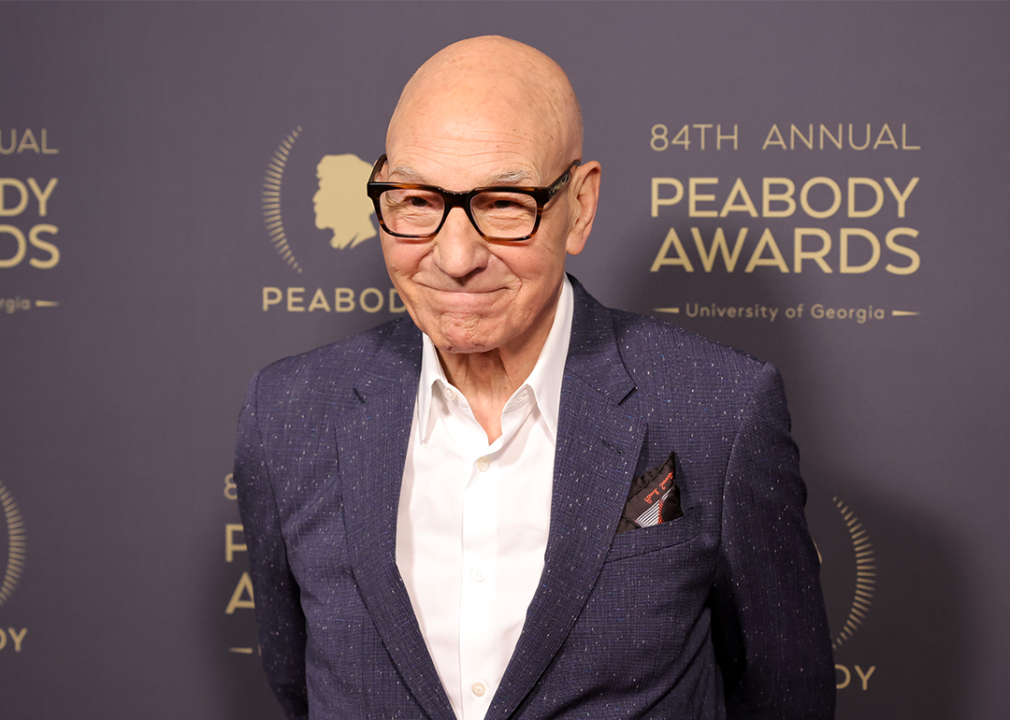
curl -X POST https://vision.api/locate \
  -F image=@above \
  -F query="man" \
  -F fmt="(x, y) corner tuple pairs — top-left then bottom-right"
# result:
(235, 36), (834, 720)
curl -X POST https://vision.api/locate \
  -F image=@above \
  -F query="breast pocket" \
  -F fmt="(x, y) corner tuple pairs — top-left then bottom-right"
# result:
(604, 510), (702, 562)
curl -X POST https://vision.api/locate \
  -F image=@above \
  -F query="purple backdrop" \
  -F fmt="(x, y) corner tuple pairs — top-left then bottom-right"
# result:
(1, 2), (1007, 718)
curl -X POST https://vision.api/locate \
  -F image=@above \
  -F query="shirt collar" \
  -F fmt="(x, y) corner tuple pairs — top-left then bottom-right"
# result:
(416, 275), (574, 442)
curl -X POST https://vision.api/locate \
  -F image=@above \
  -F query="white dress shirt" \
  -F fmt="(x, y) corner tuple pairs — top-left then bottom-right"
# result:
(395, 276), (574, 720)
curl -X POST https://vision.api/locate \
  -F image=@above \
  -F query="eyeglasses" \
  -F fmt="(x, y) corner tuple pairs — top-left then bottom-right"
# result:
(366, 154), (580, 241)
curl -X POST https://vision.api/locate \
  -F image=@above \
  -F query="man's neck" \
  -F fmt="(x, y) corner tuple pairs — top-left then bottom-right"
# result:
(435, 281), (567, 443)
(436, 347), (537, 443)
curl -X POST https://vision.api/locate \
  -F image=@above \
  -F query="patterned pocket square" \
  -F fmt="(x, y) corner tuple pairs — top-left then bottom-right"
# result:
(616, 452), (683, 534)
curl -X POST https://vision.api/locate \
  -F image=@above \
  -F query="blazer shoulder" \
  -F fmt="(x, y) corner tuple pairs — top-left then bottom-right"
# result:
(567, 278), (773, 409)
(248, 317), (421, 408)
(608, 307), (768, 382)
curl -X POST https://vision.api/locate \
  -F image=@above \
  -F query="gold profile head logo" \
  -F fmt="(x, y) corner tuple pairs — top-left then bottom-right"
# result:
(313, 153), (377, 250)
(262, 128), (378, 274)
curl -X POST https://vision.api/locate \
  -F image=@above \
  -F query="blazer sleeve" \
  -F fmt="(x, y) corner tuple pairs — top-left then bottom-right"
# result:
(234, 370), (310, 720)
(709, 362), (836, 720)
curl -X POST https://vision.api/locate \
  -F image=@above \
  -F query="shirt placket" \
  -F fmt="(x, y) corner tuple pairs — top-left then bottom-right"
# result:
(458, 444), (499, 717)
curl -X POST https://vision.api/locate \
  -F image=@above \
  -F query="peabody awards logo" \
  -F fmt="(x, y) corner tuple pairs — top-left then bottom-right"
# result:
(258, 127), (404, 316)
(644, 121), (923, 325)
(0, 480), (26, 609)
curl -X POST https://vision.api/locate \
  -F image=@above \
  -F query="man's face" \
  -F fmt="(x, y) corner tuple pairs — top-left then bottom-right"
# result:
(378, 105), (584, 357)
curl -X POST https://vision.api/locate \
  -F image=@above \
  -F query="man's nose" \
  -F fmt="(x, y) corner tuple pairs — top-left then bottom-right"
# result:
(431, 206), (489, 278)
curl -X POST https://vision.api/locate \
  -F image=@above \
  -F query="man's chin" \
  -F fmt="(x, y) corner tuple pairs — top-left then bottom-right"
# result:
(423, 318), (503, 356)
(430, 334), (497, 356)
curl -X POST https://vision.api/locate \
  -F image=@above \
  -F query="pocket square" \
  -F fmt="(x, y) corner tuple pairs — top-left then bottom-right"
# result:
(616, 452), (683, 534)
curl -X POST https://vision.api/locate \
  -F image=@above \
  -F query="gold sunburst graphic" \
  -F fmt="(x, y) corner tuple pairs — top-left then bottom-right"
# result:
(831, 496), (876, 650)
(0, 480), (26, 608)
(262, 126), (304, 274)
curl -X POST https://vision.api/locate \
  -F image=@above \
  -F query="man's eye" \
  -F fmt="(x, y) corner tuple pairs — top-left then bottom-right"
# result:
(387, 190), (439, 211)
(476, 193), (534, 214)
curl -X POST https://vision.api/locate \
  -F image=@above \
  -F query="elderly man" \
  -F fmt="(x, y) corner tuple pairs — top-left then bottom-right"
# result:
(235, 36), (834, 720)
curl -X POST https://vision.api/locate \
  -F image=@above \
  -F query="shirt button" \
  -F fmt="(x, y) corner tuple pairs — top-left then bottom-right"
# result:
(471, 681), (487, 697)
(477, 456), (490, 472)
(444, 387), (455, 400)
(471, 565), (487, 582)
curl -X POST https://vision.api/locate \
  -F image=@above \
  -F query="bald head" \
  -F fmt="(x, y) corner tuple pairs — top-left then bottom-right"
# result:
(387, 36), (583, 178)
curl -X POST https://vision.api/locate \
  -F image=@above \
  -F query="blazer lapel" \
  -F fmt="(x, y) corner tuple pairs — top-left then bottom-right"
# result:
(488, 280), (646, 719)
(338, 322), (456, 720)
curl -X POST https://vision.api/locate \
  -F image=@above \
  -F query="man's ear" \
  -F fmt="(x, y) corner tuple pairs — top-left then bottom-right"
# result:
(565, 161), (601, 256)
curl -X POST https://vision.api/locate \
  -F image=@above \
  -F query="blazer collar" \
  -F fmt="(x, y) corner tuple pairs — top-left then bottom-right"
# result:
(337, 320), (459, 720)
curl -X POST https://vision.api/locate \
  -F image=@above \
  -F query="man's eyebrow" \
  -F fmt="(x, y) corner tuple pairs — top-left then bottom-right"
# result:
(483, 169), (537, 186)
(388, 166), (537, 188)
(388, 166), (427, 183)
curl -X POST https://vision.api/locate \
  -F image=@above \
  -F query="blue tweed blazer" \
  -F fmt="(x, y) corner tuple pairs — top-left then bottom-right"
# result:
(234, 277), (835, 719)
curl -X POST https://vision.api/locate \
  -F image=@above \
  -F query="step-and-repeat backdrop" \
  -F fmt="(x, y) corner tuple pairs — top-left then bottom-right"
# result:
(2, 2), (1007, 718)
